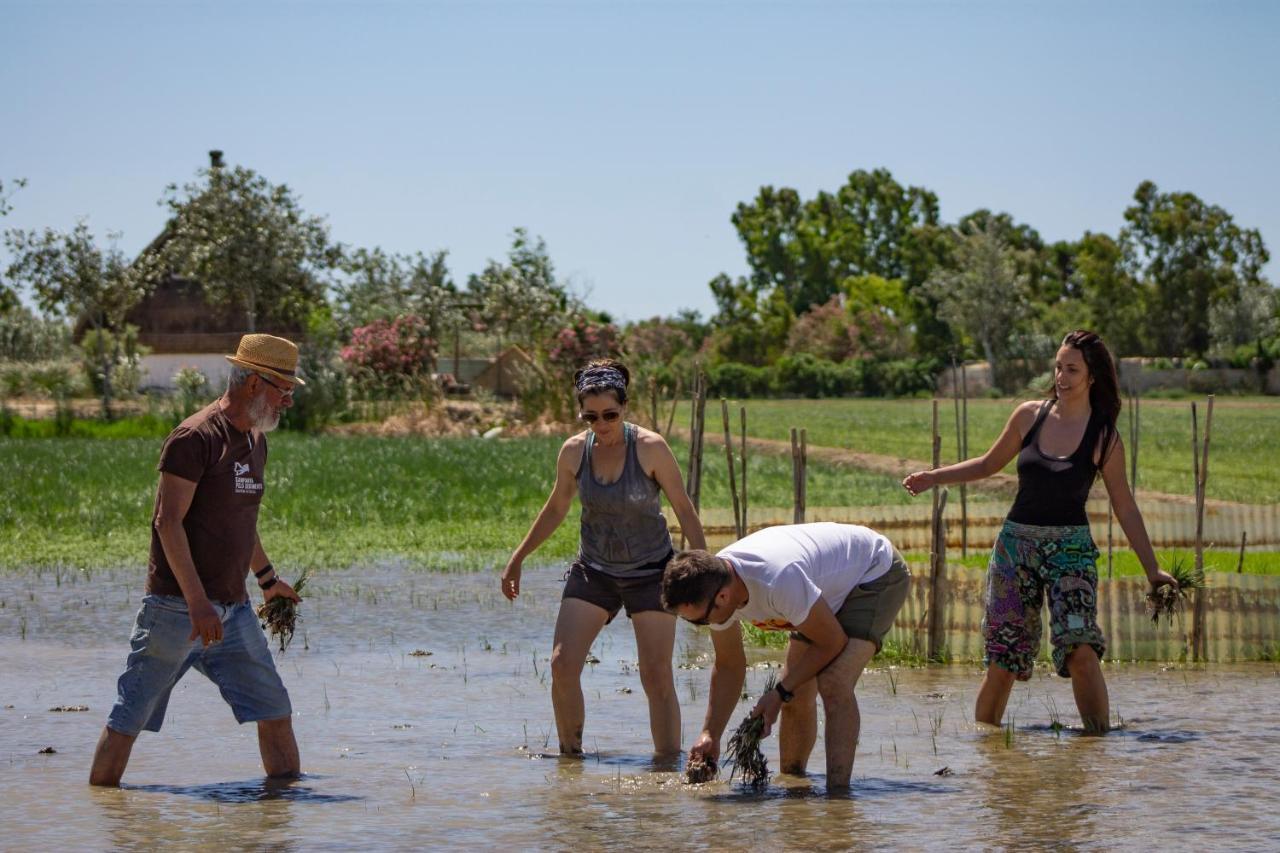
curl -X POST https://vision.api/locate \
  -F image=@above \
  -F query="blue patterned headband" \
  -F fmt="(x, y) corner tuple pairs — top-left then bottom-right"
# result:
(576, 365), (627, 399)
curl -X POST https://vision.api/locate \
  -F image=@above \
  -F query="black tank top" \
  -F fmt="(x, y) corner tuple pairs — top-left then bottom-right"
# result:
(1006, 400), (1104, 526)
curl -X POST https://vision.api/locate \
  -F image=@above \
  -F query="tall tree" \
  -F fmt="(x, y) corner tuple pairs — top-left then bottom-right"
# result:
(336, 247), (458, 340)
(1122, 180), (1269, 357)
(1067, 231), (1149, 356)
(467, 228), (568, 351)
(0, 178), (27, 313)
(137, 161), (340, 332)
(730, 169), (941, 317)
(4, 221), (148, 413)
(921, 221), (1037, 390)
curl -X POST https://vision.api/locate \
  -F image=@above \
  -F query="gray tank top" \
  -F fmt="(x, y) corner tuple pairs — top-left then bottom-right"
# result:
(576, 422), (673, 575)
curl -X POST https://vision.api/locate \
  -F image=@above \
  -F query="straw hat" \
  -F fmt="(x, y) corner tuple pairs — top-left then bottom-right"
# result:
(225, 334), (306, 385)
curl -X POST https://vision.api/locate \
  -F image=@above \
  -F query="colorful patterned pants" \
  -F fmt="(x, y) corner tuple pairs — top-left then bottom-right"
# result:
(983, 520), (1106, 679)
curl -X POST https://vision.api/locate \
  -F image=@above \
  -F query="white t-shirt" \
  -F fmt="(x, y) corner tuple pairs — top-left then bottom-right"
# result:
(710, 523), (895, 633)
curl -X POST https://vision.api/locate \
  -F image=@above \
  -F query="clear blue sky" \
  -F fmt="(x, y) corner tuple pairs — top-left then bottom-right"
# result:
(3, 0), (1277, 321)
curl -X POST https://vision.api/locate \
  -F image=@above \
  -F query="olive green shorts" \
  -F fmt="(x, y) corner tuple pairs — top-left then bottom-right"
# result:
(792, 550), (910, 652)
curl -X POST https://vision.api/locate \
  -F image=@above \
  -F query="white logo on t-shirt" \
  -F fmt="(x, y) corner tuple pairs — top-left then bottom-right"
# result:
(233, 462), (250, 476)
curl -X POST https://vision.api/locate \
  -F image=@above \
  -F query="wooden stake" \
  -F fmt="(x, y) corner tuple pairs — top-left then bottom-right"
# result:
(791, 428), (801, 524)
(1237, 530), (1247, 573)
(929, 488), (949, 662)
(664, 375), (683, 436)
(960, 361), (969, 558)
(740, 405), (748, 535)
(721, 399), (742, 539)
(800, 428), (808, 522)
(648, 375), (659, 432)
(1193, 395), (1213, 661)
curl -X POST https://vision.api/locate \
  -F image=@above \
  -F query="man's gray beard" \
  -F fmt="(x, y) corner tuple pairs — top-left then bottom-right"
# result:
(248, 392), (280, 433)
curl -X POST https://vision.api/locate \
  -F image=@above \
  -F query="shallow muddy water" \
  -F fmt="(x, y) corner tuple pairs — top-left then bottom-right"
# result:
(2, 566), (1278, 851)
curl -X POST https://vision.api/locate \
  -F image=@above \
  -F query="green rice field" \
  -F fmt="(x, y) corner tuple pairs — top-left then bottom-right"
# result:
(680, 396), (1280, 503)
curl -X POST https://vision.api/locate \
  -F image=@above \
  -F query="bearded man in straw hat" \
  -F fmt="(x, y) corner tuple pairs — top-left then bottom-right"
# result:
(90, 334), (306, 786)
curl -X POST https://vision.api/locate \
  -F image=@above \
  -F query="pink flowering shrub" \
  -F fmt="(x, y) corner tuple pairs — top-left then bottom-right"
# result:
(547, 315), (621, 373)
(341, 315), (437, 396)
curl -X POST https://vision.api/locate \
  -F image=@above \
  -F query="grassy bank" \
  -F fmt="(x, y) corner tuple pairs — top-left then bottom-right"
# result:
(674, 396), (1280, 503)
(1, 430), (931, 570)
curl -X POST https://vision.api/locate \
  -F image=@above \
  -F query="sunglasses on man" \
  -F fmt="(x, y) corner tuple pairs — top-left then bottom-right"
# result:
(578, 410), (621, 423)
(257, 373), (294, 398)
(689, 584), (726, 626)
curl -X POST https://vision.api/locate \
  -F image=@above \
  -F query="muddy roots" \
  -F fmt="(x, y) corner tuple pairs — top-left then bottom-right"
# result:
(257, 570), (310, 652)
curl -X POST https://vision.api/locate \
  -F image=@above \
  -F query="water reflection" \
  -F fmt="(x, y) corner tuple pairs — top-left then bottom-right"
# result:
(2, 567), (1278, 850)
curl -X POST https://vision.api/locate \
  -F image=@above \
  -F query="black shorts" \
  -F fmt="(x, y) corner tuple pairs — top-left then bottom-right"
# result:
(561, 551), (673, 623)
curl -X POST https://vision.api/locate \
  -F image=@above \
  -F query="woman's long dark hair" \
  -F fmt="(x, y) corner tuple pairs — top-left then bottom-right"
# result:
(1054, 330), (1121, 470)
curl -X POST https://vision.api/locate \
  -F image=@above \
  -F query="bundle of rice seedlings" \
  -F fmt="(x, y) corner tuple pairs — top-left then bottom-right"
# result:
(257, 570), (310, 652)
(725, 674), (776, 788)
(1147, 557), (1205, 625)
(684, 754), (717, 784)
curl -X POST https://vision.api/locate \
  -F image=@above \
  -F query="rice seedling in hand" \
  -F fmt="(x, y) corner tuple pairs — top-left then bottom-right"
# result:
(1147, 557), (1205, 625)
(257, 570), (309, 652)
(725, 674), (776, 788)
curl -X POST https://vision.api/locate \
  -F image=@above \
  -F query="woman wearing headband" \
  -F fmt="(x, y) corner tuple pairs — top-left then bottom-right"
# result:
(502, 358), (706, 758)
(902, 331), (1176, 732)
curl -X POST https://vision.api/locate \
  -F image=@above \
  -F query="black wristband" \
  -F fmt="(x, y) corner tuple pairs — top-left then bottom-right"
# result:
(260, 576), (279, 591)
(254, 563), (274, 580)
(775, 682), (795, 703)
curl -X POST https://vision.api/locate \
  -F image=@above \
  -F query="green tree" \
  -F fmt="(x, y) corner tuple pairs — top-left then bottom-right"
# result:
(0, 178), (27, 313)
(921, 221), (1037, 391)
(1066, 231), (1149, 355)
(730, 169), (941, 317)
(1122, 180), (1269, 357)
(467, 228), (569, 352)
(336, 247), (459, 341)
(137, 162), (340, 332)
(3, 221), (148, 414)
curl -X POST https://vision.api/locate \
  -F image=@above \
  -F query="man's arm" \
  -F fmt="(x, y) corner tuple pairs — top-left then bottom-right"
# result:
(251, 534), (302, 604)
(689, 621), (747, 764)
(153, 472), (222, 646)
(752, 598), (848, 735)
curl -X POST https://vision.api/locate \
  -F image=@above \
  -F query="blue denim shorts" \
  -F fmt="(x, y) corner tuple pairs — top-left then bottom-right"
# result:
(106, 594), (293, 737)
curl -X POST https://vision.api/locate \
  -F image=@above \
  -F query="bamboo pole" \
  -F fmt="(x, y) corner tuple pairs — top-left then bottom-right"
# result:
(791, 428), (800, 524)
(960, 361), (969, 558)
(929, 488), (950, 662)
(739, 405), (748, 535)
(800, 428), (807, 522)
(682, 367), (706, 549)
(1192, 395), (1214, 661)
(648, 376), (659, 432)
(664, 376), (682, 436)
(928, 399), (944, 661)
(721, 399), (742, 539)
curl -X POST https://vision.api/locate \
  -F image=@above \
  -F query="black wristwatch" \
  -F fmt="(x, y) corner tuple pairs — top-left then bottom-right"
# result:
(775, 682), (795, 703)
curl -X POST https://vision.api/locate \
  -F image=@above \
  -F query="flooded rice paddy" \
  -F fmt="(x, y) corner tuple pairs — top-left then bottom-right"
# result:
(2, 566), (1278, 851)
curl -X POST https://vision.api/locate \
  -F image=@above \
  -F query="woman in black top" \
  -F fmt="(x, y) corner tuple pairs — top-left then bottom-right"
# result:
(903, 331), (1176, 732)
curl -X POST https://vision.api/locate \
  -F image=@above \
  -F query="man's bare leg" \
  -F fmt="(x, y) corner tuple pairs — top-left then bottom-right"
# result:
(257, 716), (301, 778)
(89, 727), (136, 787)
(778, 638), (819, 774)
(816, 638), (876, 790)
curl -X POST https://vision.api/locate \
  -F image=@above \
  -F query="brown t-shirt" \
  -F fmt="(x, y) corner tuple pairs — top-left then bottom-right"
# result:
(146, 402), (268, 604)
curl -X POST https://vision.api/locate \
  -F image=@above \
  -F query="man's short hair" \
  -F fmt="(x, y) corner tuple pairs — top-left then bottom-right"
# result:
(661, 549), (731, 611)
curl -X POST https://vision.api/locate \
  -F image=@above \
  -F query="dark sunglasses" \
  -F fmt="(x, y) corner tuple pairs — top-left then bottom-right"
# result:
(578, 410), (621, 423)
(690, 586), (724, 626)
(256, 373), (294, 397)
